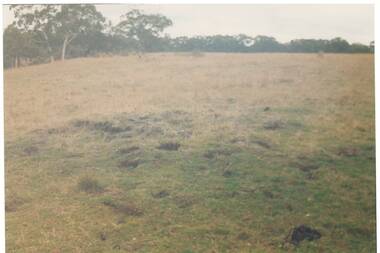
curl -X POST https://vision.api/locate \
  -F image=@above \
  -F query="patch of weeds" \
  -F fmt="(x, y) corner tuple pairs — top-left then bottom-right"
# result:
(77, 176), (104, 193)
(157, 142), (180, 151)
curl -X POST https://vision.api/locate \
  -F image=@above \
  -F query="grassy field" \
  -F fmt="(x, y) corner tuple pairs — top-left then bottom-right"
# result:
(4, 53), (375, 252)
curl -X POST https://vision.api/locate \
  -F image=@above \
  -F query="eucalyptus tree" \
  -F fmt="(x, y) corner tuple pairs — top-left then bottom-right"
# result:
(10, 4), (105, 61)
(115, 9), (173, 52)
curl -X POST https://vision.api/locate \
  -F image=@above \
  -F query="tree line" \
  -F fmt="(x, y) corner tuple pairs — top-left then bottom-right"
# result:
(4, 4), (375, 69)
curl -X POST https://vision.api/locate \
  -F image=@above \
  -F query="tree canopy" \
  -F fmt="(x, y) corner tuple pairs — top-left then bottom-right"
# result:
(4, 5), (374, 69)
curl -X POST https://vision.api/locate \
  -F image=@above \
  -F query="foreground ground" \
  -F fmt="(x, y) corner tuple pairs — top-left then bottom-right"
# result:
(4, 53), (375, 252)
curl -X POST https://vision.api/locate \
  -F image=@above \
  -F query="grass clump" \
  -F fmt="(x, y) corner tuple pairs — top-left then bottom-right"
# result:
(77, 175), (104, 193)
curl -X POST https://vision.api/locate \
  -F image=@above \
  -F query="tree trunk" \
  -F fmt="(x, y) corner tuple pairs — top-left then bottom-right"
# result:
(42, 31), (54, 63)
(14, 56), (18, 68)
(61, 36), (69, 61)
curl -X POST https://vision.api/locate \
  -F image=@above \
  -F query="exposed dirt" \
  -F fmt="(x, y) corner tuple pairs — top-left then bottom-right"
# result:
(237, 232), (250, 241)
(204, 149), (233, 159)
(222, 170), (234, 177)
(157, 142), (180, 151)
(290, 225), (321, 245)
(173, 195), (196, 208)
(73, 120), (132, 134)
(297, 163), (319, 172)
(263, 120), (284, 130)
(117, 146), (140, 154)
(252, 140), (272, 149)
(23, 146), (39, 156)
(338, 147), (360, 157)
(102, 199), (143, 216)
(118, 159), (140, 169)
(152, 190), (170, 199)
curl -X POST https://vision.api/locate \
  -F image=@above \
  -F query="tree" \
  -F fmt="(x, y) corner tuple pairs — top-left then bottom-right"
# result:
(10, 4), (105, 61)
(115, 9), (172, 52)
(54, 5), (105, 60)
(252, 35), (283, 52)
(10, 5), (58, 62)
(3, 24), (44, 68)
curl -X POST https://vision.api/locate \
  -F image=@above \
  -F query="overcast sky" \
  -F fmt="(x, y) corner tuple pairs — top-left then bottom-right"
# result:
(3, 4), (374, 44)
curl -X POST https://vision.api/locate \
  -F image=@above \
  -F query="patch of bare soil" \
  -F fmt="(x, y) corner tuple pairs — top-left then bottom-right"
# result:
(252, 140), (272, 149)
(338, 147), (360, 157)
(23, 146), (39, 156)
(152, 190), (170, 199)
(117, 146), (140, 154)
(102, 199), (143, 216)
(173, 195), (196, 208)
(263, 120), (284, 130)
(72, 120), (132, 134)
(118, 159), (140, 170)
(289, 225), (321, 245)
(204, 149), (233, 159)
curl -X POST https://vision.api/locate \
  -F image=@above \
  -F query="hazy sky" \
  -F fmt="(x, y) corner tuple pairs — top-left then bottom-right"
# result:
(3, 4), (374, 44)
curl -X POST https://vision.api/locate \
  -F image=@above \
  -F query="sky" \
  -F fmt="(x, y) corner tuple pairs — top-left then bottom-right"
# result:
(2, 4), (374, 44)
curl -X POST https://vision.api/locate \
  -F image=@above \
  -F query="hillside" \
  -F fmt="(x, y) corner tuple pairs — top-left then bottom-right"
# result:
(4, 53), (375, 252)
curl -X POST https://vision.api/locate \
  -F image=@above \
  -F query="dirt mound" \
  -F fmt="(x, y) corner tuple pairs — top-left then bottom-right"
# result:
(118, 159), (140, 169)
(290, 225), (321, 245)
(252, 140), (271, 149)
(204, 149), (233, 159)
(73, 120), (132, 134)
(102, 199), (143, 216)
(152, 190), (170, 199)
(117, 146), (139, 154)
(263, 120), (284, 130)
(338, 147), (360, 157)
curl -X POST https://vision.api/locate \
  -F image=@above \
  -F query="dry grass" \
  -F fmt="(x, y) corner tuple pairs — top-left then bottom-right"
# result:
(4, 53), (375, 252)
